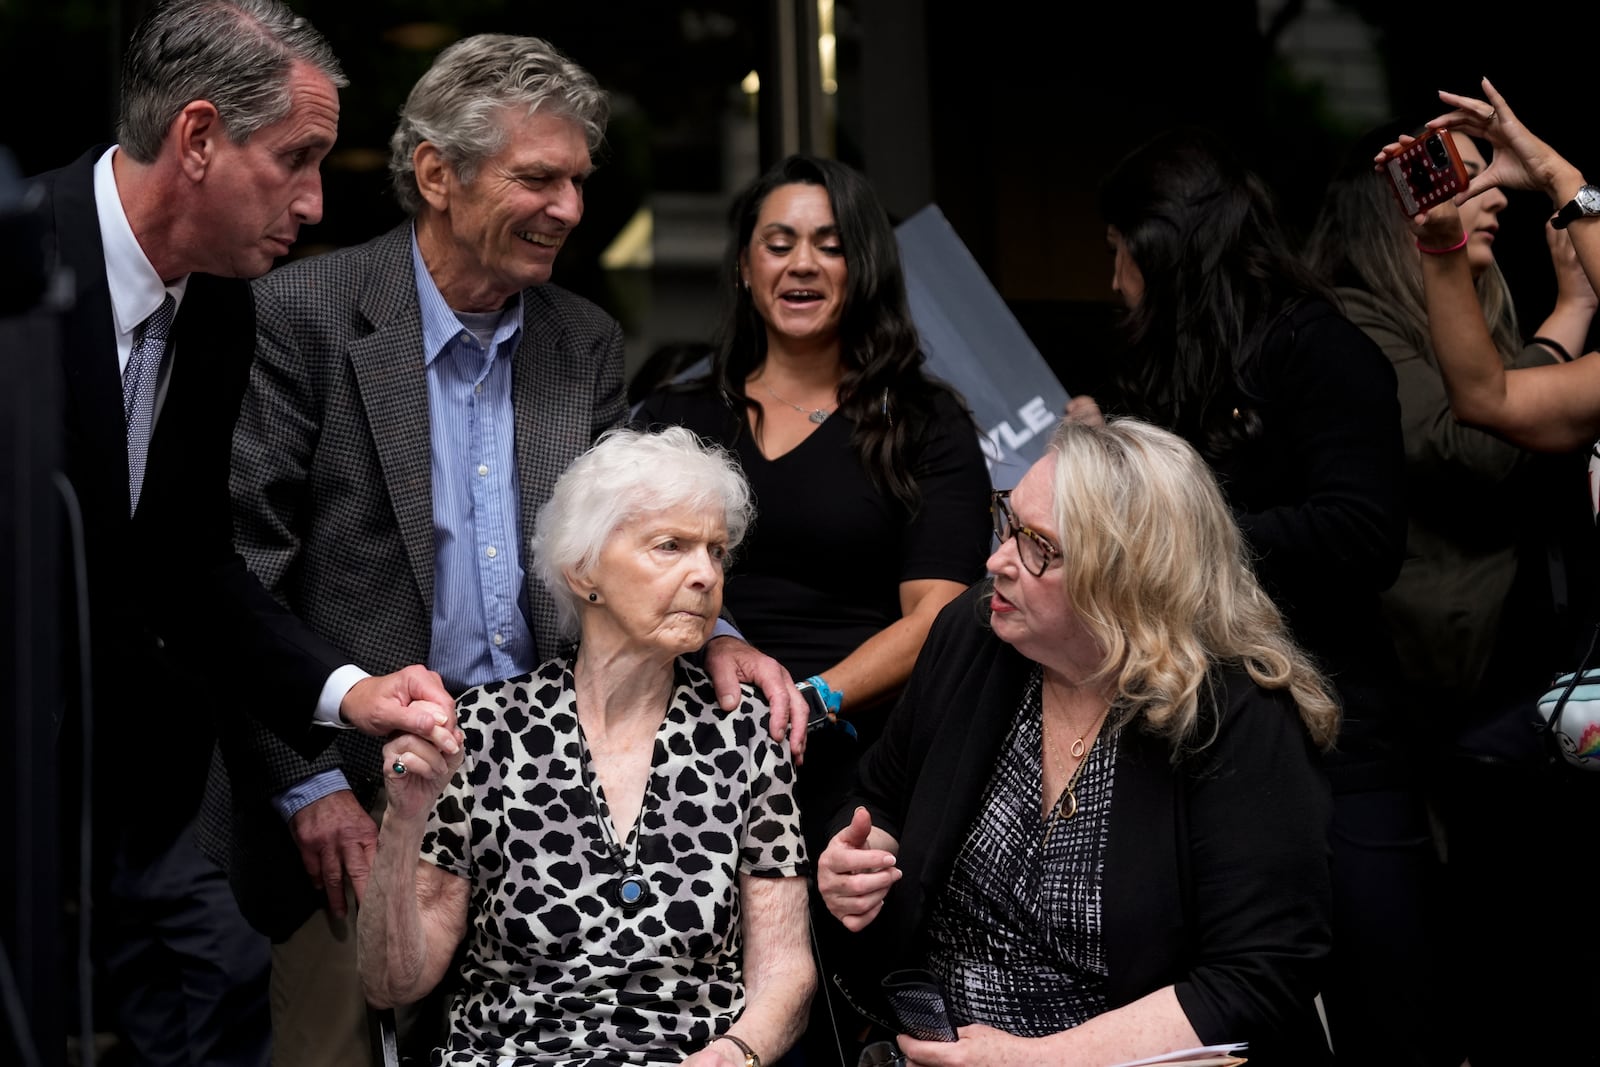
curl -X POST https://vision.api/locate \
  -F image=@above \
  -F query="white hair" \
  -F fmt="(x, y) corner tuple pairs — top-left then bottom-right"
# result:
(531, 426), (753, 638)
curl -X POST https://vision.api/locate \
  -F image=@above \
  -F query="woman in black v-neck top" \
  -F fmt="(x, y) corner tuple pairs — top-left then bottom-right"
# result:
(633, 156), (991, 859)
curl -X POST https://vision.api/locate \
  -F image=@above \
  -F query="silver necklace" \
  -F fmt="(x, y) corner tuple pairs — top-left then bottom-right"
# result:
(762, 381), (834, 424)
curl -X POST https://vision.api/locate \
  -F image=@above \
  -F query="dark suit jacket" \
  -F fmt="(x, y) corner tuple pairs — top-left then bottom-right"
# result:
(37, 148), (346, 864)
(196, 222), (626, 939)
(821, 584), (1336, 1066)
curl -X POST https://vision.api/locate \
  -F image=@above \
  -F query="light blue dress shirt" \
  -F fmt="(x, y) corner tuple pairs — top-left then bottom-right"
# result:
(276, 232), (537, 818)
(413, 239), (536, 694)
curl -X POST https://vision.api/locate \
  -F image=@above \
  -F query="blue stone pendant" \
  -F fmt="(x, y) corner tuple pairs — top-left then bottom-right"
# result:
(616, 873), (650, 911)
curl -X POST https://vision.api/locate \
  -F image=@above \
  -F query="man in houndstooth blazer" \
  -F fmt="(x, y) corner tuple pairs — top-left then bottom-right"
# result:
(196, 34), (801, 1066)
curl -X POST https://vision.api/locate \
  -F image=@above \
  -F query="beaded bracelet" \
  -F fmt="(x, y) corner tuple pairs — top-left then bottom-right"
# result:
(1417, 231), (1469, 254)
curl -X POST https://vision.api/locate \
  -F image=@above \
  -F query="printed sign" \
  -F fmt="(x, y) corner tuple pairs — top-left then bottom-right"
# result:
(894, 204), (1068, 488)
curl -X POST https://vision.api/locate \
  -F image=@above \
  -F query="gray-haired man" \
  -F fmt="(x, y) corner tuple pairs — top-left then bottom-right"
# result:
(27, 0), (458, 1062)
(199, 33), (802, 1064)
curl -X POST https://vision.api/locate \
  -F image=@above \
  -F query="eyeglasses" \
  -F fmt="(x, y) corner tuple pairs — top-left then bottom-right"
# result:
(991, 489), (1060, 578)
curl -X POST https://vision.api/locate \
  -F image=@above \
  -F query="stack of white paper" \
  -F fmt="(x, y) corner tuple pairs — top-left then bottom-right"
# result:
(1106, 1042), (1248, 1067)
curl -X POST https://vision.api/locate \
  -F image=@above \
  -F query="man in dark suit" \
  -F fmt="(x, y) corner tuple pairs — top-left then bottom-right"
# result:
(33, 1), (462, 1062)
(196, 33), (804, 1066)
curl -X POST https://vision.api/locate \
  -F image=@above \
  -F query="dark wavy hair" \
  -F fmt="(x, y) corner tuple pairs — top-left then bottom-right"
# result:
(703, 154), (968, 512)
(1098, 126), (1331, 458)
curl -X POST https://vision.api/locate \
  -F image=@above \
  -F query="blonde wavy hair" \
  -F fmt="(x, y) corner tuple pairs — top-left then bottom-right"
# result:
(1045, 417), (1339, 752)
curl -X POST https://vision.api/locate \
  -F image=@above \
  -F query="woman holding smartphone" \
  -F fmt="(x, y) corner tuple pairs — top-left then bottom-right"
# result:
(1390, 79), (1600, 450)
(1375, 79), (1600, 1066)
(1309, 119), (1590, 728)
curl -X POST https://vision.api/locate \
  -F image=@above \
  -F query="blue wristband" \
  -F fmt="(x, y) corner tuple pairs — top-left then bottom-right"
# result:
(800, 675), (854, 741)
(804, 674), (844, 713)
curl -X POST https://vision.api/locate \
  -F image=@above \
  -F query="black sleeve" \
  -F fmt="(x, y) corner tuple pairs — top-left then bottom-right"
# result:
(1171, 684), (1334, 1042)
(162, 276), (345, 756)
(1236, 311), (1408, 598)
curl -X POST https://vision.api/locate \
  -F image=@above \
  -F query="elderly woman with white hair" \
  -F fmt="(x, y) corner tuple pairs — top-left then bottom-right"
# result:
(358, 426), (814, 1066)
(818, 417), (1340, 1066)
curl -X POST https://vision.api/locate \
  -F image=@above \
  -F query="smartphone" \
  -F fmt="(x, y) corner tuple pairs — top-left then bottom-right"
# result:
(1383, 129), (1469, 218)
(880, 969), (958, 1042)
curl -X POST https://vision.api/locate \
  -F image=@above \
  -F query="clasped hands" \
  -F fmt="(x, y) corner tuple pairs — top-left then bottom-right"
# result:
(339, 663), (462, 754)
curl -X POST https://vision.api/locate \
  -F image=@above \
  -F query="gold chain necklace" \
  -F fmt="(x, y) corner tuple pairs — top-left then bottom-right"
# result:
(1041, 703), (1109, 845)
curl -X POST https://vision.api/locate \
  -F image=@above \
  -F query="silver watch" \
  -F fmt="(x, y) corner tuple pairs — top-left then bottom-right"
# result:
(1551, 184), (1600, 229)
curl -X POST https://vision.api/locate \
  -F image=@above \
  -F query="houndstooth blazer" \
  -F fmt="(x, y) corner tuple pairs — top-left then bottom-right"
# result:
(196, 222), (627, 938)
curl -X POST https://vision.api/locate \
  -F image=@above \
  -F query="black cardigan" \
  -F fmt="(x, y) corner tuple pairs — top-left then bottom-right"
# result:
(821, 585), (1335, 1065)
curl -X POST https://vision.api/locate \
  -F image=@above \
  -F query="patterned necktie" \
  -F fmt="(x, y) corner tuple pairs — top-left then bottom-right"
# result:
(123, 293), (176, 514)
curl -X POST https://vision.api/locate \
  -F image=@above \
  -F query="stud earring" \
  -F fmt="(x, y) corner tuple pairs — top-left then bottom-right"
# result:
(588, 592), (598, 602)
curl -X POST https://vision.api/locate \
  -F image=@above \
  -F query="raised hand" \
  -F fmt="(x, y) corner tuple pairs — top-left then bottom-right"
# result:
(1547, 222), (1599, 313)
(1425, 77), (1576, 202)
(1372, 134), (1468, 249)
(817, 806), (900, 931)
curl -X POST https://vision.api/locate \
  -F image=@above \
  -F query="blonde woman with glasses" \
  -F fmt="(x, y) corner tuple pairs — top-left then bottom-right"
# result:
(816, 418), (1339, 1067)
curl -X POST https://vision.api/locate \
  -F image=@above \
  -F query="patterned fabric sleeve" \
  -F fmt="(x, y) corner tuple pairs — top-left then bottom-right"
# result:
(738, 696), (809, 879)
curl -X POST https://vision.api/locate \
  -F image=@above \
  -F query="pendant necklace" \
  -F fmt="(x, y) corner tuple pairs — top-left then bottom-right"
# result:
(1041, 700), (1109, 846)
(576, 724), (653, 912)
(761, 380), (835, 424)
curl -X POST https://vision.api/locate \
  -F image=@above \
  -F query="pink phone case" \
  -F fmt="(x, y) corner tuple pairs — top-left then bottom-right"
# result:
(1384, 130), (1468, 217)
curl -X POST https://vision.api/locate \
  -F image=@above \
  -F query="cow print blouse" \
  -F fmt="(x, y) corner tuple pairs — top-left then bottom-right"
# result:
(420, 657), (807, 1065)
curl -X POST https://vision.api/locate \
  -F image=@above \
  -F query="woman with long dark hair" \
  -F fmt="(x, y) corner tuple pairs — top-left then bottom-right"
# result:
(634, 154), (991, 858)
(1074, 126), (1457, 1065)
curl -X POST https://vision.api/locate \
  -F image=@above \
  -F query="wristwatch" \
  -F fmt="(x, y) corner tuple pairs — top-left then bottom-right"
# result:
(719, 1033), (760, 1067)
(1551, 183), (1600, 229)
(796, 679), (831, 728)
